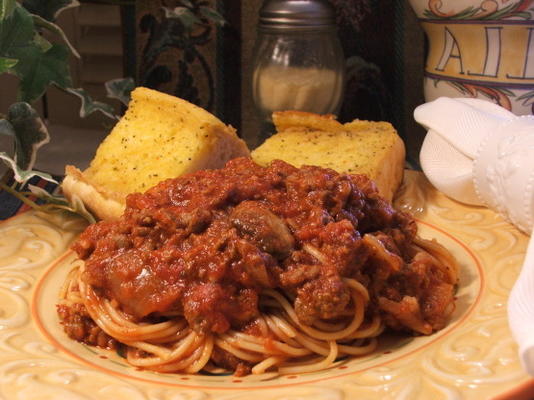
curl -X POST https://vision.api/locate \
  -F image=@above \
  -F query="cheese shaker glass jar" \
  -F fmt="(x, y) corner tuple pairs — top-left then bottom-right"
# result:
(251, 0), (345, 146)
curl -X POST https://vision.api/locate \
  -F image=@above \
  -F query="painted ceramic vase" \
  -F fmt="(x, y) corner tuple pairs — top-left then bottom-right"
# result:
(408, 0), (534, 115)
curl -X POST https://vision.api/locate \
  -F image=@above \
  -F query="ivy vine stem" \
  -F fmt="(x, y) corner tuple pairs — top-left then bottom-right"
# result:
(0, 180), (41, 210)
(0, 180), (95, 224)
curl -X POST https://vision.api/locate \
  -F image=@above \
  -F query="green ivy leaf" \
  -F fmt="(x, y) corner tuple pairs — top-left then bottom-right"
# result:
(33, 31), (52, 52)
(13, 42), (72, 103)
(0, 5), (35, 57)
(0, 56), (17, 73)
(0, 152), (56, 184)
(66, 88), (118, 120)
(0, 0), (16, 21)
(5, 102), (50, 170)
(0, 5), (72, 102)
(22, 0), (79, 22)
(27, 184), (65, 205)
(27, 184), (95, 223)
(32, 14), (80, 58)
(105, 77), (134, 106)
(163, 7), (201, 31)
(0, 118), (16, 137)
(65, 193), (96, 224)
(199, 6), (226, 26)
(513, 11), (532, 20)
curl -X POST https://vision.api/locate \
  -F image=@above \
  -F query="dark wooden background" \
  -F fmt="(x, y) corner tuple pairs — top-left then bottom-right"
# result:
(0, 0), (426, 178)
(125, 0), (426, 166)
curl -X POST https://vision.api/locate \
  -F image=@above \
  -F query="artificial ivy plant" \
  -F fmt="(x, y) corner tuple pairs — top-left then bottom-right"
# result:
(0, 0), (133, 221)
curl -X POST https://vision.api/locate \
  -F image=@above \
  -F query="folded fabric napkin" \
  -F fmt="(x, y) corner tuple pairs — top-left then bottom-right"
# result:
(414, 97), (534, 376)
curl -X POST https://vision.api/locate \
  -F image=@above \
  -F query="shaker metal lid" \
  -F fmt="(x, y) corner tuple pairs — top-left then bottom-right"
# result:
(259, 0), (337, 30)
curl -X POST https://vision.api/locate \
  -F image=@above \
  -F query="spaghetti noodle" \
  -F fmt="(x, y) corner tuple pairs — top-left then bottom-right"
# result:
(57, 158), (458, 376)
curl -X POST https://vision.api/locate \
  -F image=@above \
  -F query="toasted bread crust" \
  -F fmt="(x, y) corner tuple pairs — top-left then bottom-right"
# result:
(272, 111), (341, 132)
(62, 90), (404, 220)
(61, 87), (250, 221)
(370, 133), (405, 201)
(252, 111), (405, 202)
(62, 166), (125, 220)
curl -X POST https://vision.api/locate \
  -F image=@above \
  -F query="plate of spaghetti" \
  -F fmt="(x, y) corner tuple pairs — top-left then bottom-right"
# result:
(1, 167), (532, 399)
(57, 158), (461, 375)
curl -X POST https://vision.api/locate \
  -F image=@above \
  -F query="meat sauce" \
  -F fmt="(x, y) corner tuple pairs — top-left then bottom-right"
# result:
(73, 157), (455, 337)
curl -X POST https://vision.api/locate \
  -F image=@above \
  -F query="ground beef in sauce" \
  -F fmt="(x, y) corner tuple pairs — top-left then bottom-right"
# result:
(70, 157), (456, 341)
(57, 303), (116, 349)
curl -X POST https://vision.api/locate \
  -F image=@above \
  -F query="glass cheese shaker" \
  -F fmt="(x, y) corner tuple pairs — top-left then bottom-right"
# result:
(251, 0), (345, 146)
